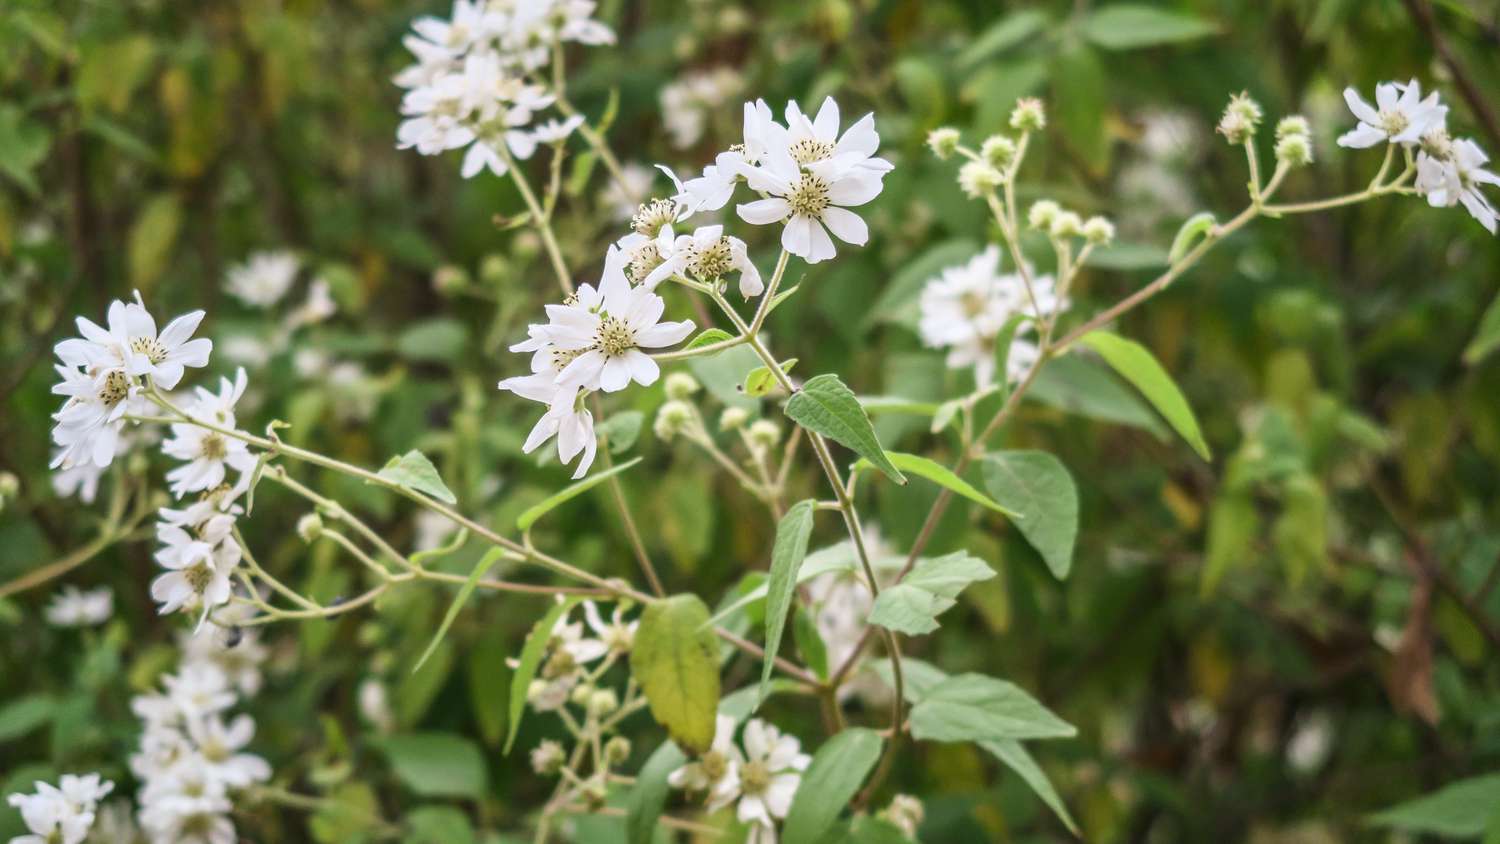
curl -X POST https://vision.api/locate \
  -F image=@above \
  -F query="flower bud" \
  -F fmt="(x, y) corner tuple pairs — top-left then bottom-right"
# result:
(478, 254), (509, 288)
(926, 127), (961, 160)
(296, 512), (324, 542)
(1049, 210), (1083, 239)
(1082, 216), (1116, 245)
(719, 406), (750, 431)
(1027, 200), (1061, 230)
(664, 371), (700, 400)
(431, 265), (470, 295)
(569, 682), (596, 707)
(880, 794), (926, 838)
(957, 161), (1004, 198)
(747, 419), (781, 450)
(980, 135), (1018, 171)
(0, 471), (17, 511)
(654, 400), (694, 440)
(604, 736), (632, 765)
(1275, 115), (1311, 141)
(1010, 97), (1046, 132)
(1275, 133), (1313, 167)
(1217, 92), (1262, 143)
(588, 688), (620, 718)
(531, 739), (566, 775)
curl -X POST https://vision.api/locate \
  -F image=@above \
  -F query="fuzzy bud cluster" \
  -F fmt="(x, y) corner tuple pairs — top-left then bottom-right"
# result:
(980, 135), (1018, 171)
(1218, 92), (1264, 144)
(1010, 97), (1046, 132)
(1275, 115), (1314, 167)
(958, 160), (1005, 198)
(926, 127), (961, 160)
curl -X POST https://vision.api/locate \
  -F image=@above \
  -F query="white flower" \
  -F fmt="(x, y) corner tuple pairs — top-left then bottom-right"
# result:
(1337, 79), (1447, 149)
(668, 714), (741, 792)
(571, 600), (637, 659)
(708, 719), (810, 834)
(736, 97), (891, 263)
(406, 0), (499, 60)
(45, 585), (114, 628)
(643, 224), (763, 297)
(498, 327), (599, 479)
(151, 510), (241, 625)
(600, 163), (655, 221)
(285, 278), (337, 329)
(546, 248), (696, 392)
(917, 246), (1062, 388)
(161, 369), (257, 498)
(185, 714), (271, 788)
(661, 99), (786, 217)
(226, 251), (300, 307)
(530, 114), (585, 145)
(1416, 134), (1499, 234)
(7, 775), (112, 844)
(49, 361), (135, 470)
(55, 291), (211, 390)
(359, 679), (397, 734)
(661, 67), (746, 149)
(51, 457), (105, 504)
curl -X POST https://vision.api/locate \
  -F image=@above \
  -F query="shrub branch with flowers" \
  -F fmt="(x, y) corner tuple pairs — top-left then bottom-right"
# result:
(6, 2), (1500, 843)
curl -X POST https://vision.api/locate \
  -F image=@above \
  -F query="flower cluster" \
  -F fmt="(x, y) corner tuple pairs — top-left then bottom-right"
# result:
(500, 248), (695, 477)
(524, 599), (637, 710)
(669, 715), (810, 841)
(660, 67), (746, 149)
(918, 246), (1064, 388)
(6, 774), (114, 844)
(130, 615), (270, 844)
(394, 0), (613, 176)
(151, 489), (245, 628)
(663, 96), (892, 263)
(1339, 80), (1497, 232)
(50, 293), (211, 471)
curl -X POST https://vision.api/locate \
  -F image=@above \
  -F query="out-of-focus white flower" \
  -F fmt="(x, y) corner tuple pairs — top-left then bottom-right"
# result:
(1337, 79), (1446, 149)
(51, 457), (105, 504)
(643, 224), (763, 298)
(285, 278), (337, 330)
(161, 369), (257, 498)
(917, 246), (1062, 388)
(669, 713), (741, 792)
(45, 585), (114, 628)
(6, 775), (112, 844)
(226, 251), (300, 308)
(736, 97), (892, 263)
(600, 163), (655, 221)
(660, 67), (746, 149)
(705, 718), (810, 836)
(359, 679), (397, 734)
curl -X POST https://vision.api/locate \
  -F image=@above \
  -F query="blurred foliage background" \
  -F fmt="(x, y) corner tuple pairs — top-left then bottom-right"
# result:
(3, 0), (1500, 841)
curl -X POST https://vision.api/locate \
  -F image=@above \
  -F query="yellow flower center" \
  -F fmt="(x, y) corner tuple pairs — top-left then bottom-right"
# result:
(787, 174), (831, 218)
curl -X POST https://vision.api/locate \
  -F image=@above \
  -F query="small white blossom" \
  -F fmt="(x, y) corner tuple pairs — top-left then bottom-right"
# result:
(226, 251), (300, 308)
(160, 369), (257, 498)
(643, 224), (763, 297)
(1337, 79), (1446, 149)
(45, 585), (114, 628)
(1416, 133), (1499, 234)
(918, 246), (1063, 388)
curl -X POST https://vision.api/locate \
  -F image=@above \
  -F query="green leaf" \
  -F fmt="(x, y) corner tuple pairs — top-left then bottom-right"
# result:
(1027, 354), (1169, 437)
(1077, 331), (1211, 460)
(792, 606), (829, 680)
(1368, 773), (1500, 838)
(467, 623), (510, 747)
(1272, 473), (1328, 587)
(719, 679), (802, 722)
(1199, 491), (1258, 597)
(127, 193), (182, 287)
(785, 374), (906, 484)
(781, 728), (884, 844)
(760, 500), (817, 703)
(981, 739), (1079, 835)
(742, 358), (797, 398)
(1088, 242), (1169, 271)
(377, 732), (488, 798)
(376, 450), (458, 505)
(909, 673), (1076, 743)
(396, 318), (470, 363)
(0, 105), (50, 196)
(1167, 212), (1217, 264)
(981, 451), (1079, 579)
(765, 282), (801, 317)
(685, 327), (736, 350)
(868, 551), (996, 635)
(516, 456), (643, 531)
(818, 817), (915, 844)
(1464, 289), (1500, 365)
(405, 806), (476, 844)
(857, 395), (942, 417)
(992, 314), (1029, 400)
(411, 548), (503, 674)
(309, 782), (382, 843)
(958, 9), (1050, 69)
(1081, 4), (1218, 49)
(1051, 42), (1109, 175)
(505, 598), (578, 753)
(625, 740), (688, 844)
(0, 694), (55, 742)
(854, 452), (1014, 517)
(630, 594), (721, 754)
(597, 411), (645, 454)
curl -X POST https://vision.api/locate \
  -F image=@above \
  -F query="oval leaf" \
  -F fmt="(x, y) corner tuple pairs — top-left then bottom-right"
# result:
(1077, 331), (1211, 460)
(868, 551), (996, 636)
(785, 375), (907, 484)
(625, 740), (688, 844)
(782, 728), (884, 844)
(376, 450), (457, 504)
(376, 732), (487, 798)
(630, 594), (722, 754)
(505, 598), (579, 753)
(1082, 4), (1218, 50)
(909, 673), (1076, 743)
(981, 451), (1079, 579)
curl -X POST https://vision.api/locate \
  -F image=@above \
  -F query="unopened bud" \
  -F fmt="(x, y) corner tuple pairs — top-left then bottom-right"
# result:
(604, 736), (632, 765)
(926, 127), (961, 160)
(296, 512), (324, 542)
(664, 371), (700, 400)
(958, 161), (1004, 198)
(1082, 216), (1116, 245)
(1010, 97), (1046, 132)
(1049, 210), (1083, 239)
(588, 688), (619, 718)
(1028, 200), (1061, 230)
(1276, 115), (1311, 141)
(880, 794), (926, 838)
(1218, 92), (1262, 144)
(432, 265), (469, 295)
(980, 135), (1018, 171)
(1275, 133), (1313, 167)
(569, 682), (596, 707)
(719, 406), (750, 431)
(531, 739), (566, 775)
(654, 400), (694, 441)
(747, 419), (780, 450)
